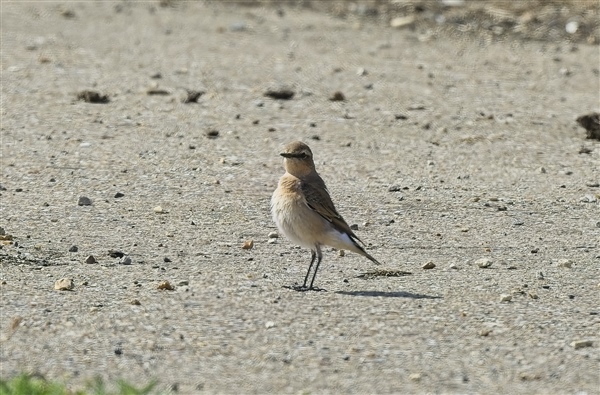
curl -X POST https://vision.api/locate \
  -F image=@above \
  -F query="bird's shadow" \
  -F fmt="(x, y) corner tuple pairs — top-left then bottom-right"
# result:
(335, 290), (442, 299)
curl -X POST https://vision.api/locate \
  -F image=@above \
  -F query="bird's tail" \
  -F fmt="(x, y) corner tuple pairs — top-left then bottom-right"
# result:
(352, 241), (381, 265)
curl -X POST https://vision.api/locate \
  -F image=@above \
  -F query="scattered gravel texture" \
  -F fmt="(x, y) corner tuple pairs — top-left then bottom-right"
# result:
(1, 1), (599, 394)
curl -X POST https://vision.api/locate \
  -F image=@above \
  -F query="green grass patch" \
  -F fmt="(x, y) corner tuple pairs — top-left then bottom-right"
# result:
(0, 374), (157, 395)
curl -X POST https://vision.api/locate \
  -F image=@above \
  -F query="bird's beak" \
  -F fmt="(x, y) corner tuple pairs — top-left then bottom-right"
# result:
(280, 152), (293, 158)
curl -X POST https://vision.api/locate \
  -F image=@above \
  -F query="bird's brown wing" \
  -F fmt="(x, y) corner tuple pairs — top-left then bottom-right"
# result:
(300, 176), (364, 244)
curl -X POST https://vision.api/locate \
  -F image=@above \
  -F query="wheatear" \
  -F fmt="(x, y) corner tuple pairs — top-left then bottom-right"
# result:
(271, 141), (380, 291)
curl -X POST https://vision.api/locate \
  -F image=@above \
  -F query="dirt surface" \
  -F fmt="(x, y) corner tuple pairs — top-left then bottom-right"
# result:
(1, 1), (599, 394)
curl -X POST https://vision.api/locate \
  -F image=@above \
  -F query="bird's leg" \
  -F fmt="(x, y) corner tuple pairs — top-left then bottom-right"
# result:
(308, 246), (324, 291)
(293, 250), (316, 291)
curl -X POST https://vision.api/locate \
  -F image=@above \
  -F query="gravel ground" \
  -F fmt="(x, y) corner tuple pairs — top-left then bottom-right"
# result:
(1, 1), (599, 394)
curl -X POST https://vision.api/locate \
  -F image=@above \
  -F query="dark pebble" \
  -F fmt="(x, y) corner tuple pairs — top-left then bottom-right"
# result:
(69, 245), (78, 252)
(114, 192), (125, 198)
(108, 249), (125, 258)
(77, 196), (92, 206)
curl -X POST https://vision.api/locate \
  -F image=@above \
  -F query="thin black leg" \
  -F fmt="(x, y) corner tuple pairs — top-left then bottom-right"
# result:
(302, 250), (317, 288)
(308, 246), (323, 290)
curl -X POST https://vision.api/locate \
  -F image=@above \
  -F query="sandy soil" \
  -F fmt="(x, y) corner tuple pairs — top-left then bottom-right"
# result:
(1, 1), (599, 394)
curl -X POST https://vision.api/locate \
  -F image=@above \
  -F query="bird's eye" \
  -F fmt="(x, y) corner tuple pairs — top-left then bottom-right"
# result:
(299, 152), (308, 159)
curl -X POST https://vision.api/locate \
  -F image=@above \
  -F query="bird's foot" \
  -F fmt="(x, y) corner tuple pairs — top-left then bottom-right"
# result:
(283, 284), (327, 292)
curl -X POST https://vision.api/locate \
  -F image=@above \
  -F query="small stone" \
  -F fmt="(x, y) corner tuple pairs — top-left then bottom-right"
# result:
(409, 373), (421, 381)
(157, 280), (175, 291)
(338, 250), (345, 257)
(390, 15), (415, 28)
(108, 250), (125, 258)
(476, 258), (493, 268)
(182, 90), (205, 103)
(350, 224), (359, 230)
(479, 329), (492, 337)
(78, 196), (92, 206)
(153, 206), (165, 213)
(356, 67), (368, 76)
(422, 261), (436, 269)
(178, 280), (189, 286)
(268, 232), (279, 239)
(329, 91), (345, 101)
(131, 299), (141, 305)
(449, 263), (458, 270)
(85, 255), (97, 264)
(77, 90), (109, 103)
(571, 340), (593, 349)
(528, 292), (539, 299)
(54, 278), (74, 291)
(206, 130), (219, 139)
(264, 86), (295, 100)
(538, 167), (546, 173)
(0, 227), (5, 235)
(558, 259), (573, 268)
(68, 245), (78, 252)
(114, 192), (125, 198)
(565, 21), (579, 34)
(267, 238), (276, 244)
(265, 321), (276, 329)
(500, 294), (512, 302)
(242, 240), (254, 250)
(119, 256), (132, 265)
(580, 194), (598, 203)
(164, 257), (172, 263)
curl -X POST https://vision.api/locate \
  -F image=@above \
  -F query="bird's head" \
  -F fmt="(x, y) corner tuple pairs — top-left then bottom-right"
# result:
(280, 141), (315, 176)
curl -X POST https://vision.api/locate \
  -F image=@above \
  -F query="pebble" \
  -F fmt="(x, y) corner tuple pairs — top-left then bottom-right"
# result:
(528, 292), (539, 299)
(267, 238), (276, 244)
(265, 321), (276, 329)
(500, 294), (512, 302)
(68, 245), (78, 252)
(153, 206), (165, 213)
(108, 250), (125, 258)
(350, 224), (359, 230)
(268, 232), (279, 239)
(157, 280), (175, 291)
(54, 278), (74, 291)
(264, 86), (295, 100)
(329, 91), (345, 101)
(476, 258), (493, 268)
(119, 256), (132, 265)
(422, 261), (436, 269)
(242, 240), (254, 250)
(449, 263), (458, 270)
(558, 259), (573, 268)
(0, 227), (4, 235)
(571, 340), (593, 349)
(390, 15), (415, 28)
(131, 299), (141, 306)
(409, 373), (422, 381)
(206, 130), (219, 139)
(114, 192), (125, 198)
(580, 194), (597, 203)
(77, 196), (92, 206)
(178, 280), (189, 286)
(85, 255), (97, 264)
(338, 250), (345, 257)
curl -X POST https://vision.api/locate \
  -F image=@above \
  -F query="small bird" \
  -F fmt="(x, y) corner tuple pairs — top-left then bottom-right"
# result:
(271, 141), (380, 291)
